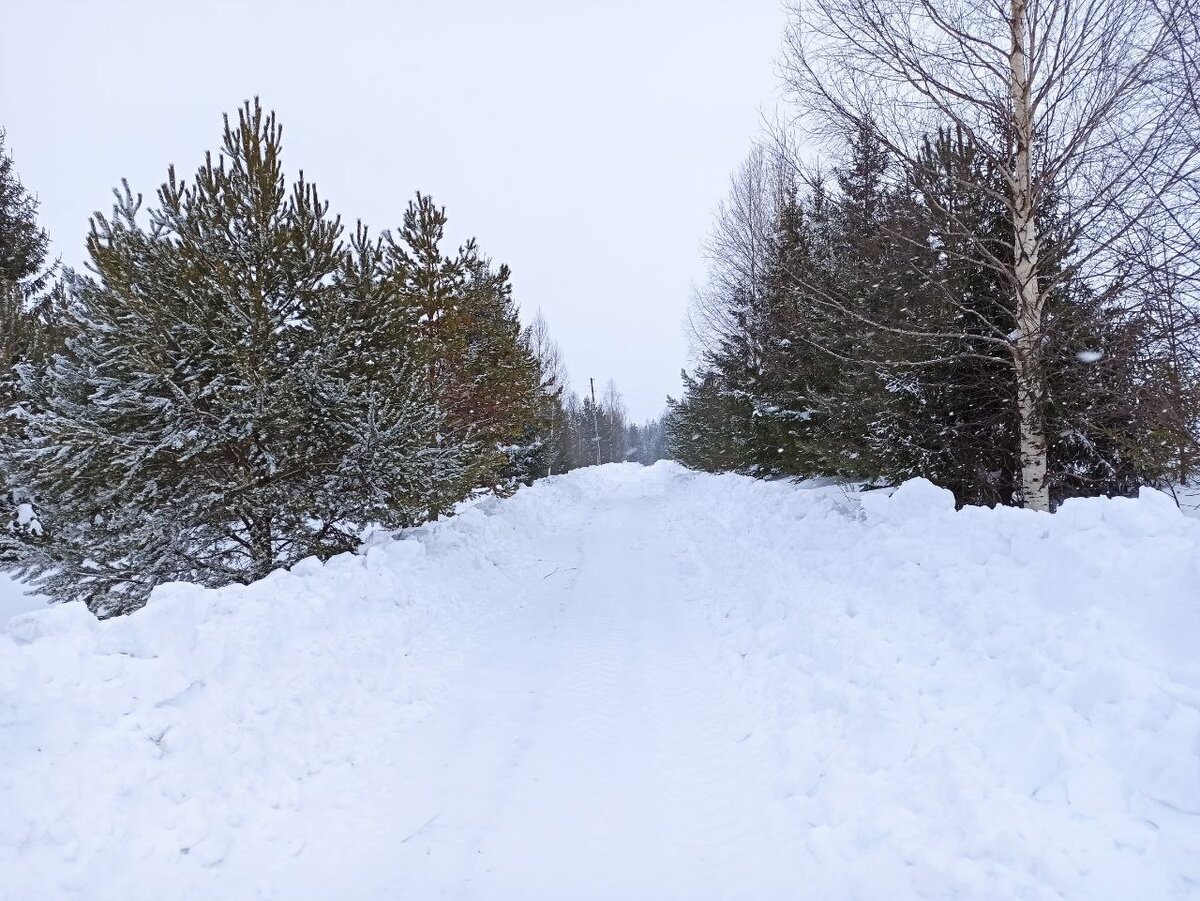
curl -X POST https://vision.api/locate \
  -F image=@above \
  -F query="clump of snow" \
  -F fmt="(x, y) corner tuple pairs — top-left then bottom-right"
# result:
(2, 463), (1198, 899)
(858, 477), (956, 523)
(7, 502), (42, 536)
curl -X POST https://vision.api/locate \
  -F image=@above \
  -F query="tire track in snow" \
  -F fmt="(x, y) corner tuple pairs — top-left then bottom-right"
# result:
(453, 506), (660, 899)
(417, 488), (810, 900)
(642, 507), (809, 900)
(7, 464), (1198, 899)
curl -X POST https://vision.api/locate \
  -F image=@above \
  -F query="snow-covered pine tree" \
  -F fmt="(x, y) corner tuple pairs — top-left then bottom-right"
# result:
(9, 101), (461, 615)
(325, 222), (468, 525)
(386, 194), (544, 494)
(0, 130), (57, 559)
(0, 131), (48, 298)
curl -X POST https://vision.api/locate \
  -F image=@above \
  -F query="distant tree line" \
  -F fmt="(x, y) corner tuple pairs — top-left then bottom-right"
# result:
(0, 102), (666, 616)
(523, 312), (669, 475)
(670, 0), (1200, 510)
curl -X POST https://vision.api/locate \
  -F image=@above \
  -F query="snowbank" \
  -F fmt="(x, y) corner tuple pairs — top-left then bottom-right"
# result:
(0, 572), (46, 630)
(2, 463), (1198, 900)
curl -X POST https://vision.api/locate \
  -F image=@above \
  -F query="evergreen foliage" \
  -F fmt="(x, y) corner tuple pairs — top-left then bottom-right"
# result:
(0, 101), (671, 614)
(0, 131), (57, 555)
(672, 127), (1198, 506)
(387, 194), (546, 494)
(6, 102), (463, 614)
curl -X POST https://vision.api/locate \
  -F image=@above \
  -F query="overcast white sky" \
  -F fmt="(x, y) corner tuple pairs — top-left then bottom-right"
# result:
(1, 0), (785, 421)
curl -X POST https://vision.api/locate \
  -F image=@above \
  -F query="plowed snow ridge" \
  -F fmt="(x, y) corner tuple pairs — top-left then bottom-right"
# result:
(2, 463), (1199, 900)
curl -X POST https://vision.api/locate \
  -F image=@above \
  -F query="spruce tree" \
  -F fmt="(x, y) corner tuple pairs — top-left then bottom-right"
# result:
(676, 125), (1178, 506)
(878, 127), (1020, 504)
(627, 418), (670, 465)
(751, 178), (847, 477)
(900, 128), (1155, 504)
(667, 369), (757, 472)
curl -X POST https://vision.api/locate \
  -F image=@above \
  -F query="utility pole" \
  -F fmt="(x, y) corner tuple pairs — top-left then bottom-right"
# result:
(589, 377), (602, 466)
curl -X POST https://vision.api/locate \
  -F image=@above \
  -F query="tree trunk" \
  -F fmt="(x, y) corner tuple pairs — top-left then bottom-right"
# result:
(1014, 345), (1049, 510)
(248, 514), (274, 582)
(1009, 0), (1051, 512)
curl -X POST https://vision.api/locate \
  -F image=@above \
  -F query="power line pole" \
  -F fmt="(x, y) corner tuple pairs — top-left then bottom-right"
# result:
(589, 377), (602, 466)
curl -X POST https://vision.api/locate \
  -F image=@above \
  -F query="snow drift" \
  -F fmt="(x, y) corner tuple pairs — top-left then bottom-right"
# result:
(0, 573), (45, 628)
(2, 463), (1198, 900)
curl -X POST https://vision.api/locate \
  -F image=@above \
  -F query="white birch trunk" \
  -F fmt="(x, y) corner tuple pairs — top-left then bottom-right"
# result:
(1008, 0), (1051, 512)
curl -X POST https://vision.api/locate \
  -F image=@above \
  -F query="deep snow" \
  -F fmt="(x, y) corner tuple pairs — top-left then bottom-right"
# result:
(0, 572), (45, 630)
(1, 463), (1198, 900)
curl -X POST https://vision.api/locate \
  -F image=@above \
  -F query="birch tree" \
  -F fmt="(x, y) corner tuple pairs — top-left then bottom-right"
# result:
(687, 145), (791, 365)
(783, 0), (1200, 510)
(521, 310), (570, 477)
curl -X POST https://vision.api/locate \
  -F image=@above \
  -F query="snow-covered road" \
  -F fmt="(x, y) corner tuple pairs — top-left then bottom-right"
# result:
(374, 480), (806, 899)
(2, 464), (1199, 899)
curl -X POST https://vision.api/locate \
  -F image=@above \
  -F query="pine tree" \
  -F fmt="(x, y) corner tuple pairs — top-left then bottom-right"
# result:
(386, 194), (544, 493)
(0, 131), (48, 295)
(0, 130), (56, 557)
(9, 101), (460, 614)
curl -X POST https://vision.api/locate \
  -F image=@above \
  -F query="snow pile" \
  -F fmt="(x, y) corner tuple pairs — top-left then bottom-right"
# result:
(2, 463), (1198, 900)
(1, 479), (583, 897)
(0, 572), (45, 630)
(679, 472), (1200, 898)
(1177, 483), (1200, 519)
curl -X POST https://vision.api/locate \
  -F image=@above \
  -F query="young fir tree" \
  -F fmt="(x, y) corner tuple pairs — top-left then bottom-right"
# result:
(667, 368), (758, 472)
(750, 177), (848, 477)
(9, 101), (461, 615)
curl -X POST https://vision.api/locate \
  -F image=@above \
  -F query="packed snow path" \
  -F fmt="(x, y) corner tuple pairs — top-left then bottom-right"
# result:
(379, 485), (803, 899)
(2, 464), (1199, 900)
